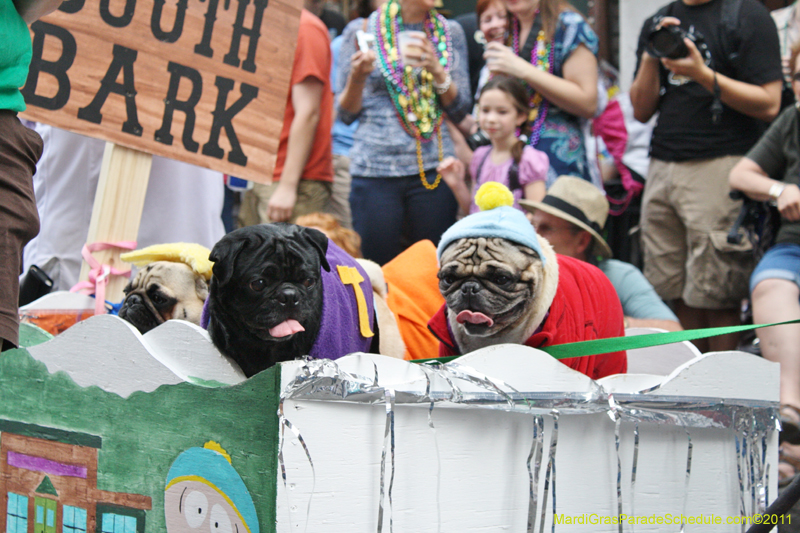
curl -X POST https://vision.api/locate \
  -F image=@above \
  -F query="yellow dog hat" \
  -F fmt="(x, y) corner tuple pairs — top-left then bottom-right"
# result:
(120, 243), (213, 281)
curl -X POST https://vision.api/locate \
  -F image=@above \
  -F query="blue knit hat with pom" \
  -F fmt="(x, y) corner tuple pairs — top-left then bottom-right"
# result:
(437, 182), (545, 264)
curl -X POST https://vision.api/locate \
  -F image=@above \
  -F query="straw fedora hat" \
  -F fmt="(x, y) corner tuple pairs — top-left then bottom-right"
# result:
(519, 176), (613, 259)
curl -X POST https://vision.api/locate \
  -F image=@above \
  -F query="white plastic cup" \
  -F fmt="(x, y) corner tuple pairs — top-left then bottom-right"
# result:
(398, 30), (427, 66)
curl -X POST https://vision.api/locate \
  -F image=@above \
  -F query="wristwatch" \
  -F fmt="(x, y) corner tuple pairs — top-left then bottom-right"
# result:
(769, 182), (786, 205)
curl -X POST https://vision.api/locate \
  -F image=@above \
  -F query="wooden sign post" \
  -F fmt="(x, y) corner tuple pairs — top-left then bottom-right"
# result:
(21, 0), (302, 302)
(78, 144), (153, 300)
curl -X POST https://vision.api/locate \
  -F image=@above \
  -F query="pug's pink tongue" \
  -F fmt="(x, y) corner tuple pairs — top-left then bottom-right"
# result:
(269, 319), (305, 338)
(456, 310), (494, 327)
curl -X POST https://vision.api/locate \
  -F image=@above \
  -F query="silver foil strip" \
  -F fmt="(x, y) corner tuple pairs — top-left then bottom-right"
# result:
(679, 423), (693, 533)
(281, 360), (778, 432)
(756, 432), (767, 513)
(736, 432), (747, 533)
(527, 415), (545, 532)
(421, 360), (465, 404)
(438, 362), (521, 409)
(277, 399), (315, 533)
(377, 388), (396, 533)
(607, 394), (624, 533)
(538, 410), (559, 533)
(733, 411), (772, 523)
(282, 358), (428, 406)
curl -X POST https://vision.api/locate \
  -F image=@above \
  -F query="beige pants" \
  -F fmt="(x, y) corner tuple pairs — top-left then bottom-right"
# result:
(324, 154), (353, 229)
(239, 179), (332, 227)
(641, 156), (754, 309)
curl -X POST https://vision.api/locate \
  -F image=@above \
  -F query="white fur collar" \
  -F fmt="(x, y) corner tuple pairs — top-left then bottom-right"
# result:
(522, 236), (558, 340)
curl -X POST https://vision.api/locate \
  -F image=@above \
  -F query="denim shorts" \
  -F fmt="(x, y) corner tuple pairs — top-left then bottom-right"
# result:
(750, 243), (800, 293)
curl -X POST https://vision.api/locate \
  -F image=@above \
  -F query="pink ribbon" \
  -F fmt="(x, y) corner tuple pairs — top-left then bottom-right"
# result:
(70, 241), (137, 315)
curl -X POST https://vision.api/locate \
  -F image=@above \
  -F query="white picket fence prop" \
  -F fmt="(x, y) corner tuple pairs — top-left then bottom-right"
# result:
(20, 315), (779, 532)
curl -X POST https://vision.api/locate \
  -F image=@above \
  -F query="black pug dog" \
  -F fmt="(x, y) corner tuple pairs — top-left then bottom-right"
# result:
(205, 224), (332, 377)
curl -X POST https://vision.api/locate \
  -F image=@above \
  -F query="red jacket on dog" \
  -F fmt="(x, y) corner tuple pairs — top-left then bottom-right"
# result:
(428, 254), (627, 380)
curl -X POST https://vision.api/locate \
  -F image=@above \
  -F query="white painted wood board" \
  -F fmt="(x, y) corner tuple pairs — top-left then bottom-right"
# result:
(25, 314), (246, 396)
(276, 349), (779, 532)
(20, 290), (96, 310)
(625, 326), (701, 376)
(26, 313), (184, 397)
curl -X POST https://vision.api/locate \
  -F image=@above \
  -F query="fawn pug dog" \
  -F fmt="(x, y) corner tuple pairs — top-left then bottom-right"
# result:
(432, 185), (626, 378)
(437, 234), (558, 355)
(119, 262), (209, 334)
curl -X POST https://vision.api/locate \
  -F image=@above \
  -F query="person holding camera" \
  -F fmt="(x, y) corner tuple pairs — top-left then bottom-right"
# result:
(629, 0), (782, 352)
(336, 0), (471, 265)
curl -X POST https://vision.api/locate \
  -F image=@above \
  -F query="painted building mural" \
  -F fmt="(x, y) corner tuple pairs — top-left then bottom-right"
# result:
(0, 422), (151, 533)
(0, 349), (281, 533)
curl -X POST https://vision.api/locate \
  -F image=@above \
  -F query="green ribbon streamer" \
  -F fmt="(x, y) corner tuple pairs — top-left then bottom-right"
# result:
(414, 319), (800, 365)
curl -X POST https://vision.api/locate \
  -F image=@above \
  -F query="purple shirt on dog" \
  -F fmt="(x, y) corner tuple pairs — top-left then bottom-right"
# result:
(309, 240), (375, 360)
(201, 240), (375, 362)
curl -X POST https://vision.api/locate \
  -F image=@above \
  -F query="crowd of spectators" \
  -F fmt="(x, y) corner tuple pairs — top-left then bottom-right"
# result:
(7, 0), (800, 481)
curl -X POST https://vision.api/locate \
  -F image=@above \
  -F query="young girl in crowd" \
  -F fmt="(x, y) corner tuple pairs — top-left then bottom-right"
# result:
(439, 75), (548, 215)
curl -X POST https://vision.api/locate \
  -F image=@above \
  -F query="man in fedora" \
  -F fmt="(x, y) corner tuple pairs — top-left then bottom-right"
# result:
(520, 177), (682, 332)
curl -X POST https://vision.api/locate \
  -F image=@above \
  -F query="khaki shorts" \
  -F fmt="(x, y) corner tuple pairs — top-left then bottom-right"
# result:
(641, 156), (754, 310)
(324, 153), (353, 229)
(238, 179), (332, 227)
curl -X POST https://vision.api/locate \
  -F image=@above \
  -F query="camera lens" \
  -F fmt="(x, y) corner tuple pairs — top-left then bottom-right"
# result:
(648, 26), (689, 59)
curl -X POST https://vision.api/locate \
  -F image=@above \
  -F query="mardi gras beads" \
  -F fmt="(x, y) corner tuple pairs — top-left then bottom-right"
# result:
(510, 14), (555, 148)
(373, 0), (452, 189)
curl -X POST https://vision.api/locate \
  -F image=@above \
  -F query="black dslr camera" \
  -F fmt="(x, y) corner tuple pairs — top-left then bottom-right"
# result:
(646, 21), (706, 60)
(466, 129), (491, 151)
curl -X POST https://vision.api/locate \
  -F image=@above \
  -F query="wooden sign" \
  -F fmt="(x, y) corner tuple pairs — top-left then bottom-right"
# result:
(19, 0), (301, 183)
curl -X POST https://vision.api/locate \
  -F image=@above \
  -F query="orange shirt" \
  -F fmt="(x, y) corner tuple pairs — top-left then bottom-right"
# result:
(273, 9), (333, 183)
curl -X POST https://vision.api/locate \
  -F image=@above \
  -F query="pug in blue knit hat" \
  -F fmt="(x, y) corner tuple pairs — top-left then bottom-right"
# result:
(433, 183), (558, 355)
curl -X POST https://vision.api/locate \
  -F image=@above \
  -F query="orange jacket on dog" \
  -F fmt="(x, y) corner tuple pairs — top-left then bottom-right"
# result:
(382, 240), (444, 361)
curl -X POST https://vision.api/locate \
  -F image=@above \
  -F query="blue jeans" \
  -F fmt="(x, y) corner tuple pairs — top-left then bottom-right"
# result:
(350, 171), (458, 265)
(750, 243), (800, 294)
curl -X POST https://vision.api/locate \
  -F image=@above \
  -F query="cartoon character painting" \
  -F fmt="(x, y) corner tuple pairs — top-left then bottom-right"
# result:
(164, 441), (259, 533)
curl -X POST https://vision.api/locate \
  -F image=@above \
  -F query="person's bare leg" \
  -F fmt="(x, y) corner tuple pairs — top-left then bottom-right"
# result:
(674, 299), (709, 353)
(706, 308), (743, 352)
(674, 300), (742, 352)
(752, 278), (800, 410)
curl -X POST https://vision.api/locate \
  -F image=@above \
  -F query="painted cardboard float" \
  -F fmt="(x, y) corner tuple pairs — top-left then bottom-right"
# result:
(1, 314), (779, 532)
